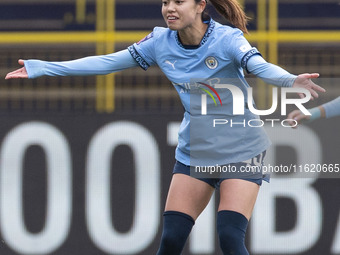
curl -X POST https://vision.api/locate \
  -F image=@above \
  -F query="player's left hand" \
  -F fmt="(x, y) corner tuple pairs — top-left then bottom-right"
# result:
(292, 73), (325, 100)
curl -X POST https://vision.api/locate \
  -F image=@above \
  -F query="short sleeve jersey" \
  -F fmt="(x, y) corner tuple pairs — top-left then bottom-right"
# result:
(128, 19), (271, 166)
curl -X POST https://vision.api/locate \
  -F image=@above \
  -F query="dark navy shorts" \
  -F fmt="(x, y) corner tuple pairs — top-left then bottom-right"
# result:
(173, 151), (270, 189)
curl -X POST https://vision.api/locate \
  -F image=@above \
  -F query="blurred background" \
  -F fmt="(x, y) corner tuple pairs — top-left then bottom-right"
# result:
(0, 0), (339, 254)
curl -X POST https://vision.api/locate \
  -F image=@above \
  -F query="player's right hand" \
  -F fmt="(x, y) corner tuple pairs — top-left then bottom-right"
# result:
(5, 59), (28, 79)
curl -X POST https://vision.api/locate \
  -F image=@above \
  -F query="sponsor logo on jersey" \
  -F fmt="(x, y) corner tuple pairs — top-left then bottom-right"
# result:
(137, 32), (154, 45)
(205, 56), (218, 69)
(239, 44), (251, 52)
(164, 60), (177, 70)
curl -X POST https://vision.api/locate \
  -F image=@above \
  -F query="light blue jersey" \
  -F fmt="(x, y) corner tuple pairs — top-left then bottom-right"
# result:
(128, 19), (291, 166)
(24, 18), (297, 167)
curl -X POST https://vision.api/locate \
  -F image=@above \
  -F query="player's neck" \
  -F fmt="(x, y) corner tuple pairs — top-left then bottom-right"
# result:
(177, 21), (208, 46)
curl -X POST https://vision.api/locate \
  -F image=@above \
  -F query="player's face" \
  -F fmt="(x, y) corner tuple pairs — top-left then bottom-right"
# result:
(162, 0), (205, 31)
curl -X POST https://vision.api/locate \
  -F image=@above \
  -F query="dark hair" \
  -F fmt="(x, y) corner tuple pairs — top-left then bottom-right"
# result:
(197, 0), (250, 34)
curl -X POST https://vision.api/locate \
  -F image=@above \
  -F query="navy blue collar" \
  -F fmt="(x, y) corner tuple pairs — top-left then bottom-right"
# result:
(175, 18), (215, 50)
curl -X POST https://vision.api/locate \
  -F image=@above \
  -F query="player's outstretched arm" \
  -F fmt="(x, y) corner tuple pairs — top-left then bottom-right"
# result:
(5, 49), (139, 80)
(5, 59), (28, 79)
(246, 55), (326, 99)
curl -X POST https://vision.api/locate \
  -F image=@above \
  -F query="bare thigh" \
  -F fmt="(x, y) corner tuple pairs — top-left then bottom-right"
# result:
(164, 174), (215, 221)
(218, 179), (260, 220)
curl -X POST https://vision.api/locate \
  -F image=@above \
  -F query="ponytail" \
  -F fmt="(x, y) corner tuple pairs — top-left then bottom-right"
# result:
(208, 0), (249, 34)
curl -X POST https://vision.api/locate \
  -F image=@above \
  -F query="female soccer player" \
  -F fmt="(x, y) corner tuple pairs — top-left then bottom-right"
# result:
(6, 0), (325, 254)
(288, 96), (340, 126)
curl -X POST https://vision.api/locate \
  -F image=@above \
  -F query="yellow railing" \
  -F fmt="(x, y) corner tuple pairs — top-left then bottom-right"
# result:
(76, 0), (87, 24)
(96, 0), (115, 112)
(1, 30), (340, 44)
(1, 0), (340, 112)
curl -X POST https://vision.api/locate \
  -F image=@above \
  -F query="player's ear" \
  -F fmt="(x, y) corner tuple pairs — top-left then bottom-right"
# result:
(197, 0), (207, 14)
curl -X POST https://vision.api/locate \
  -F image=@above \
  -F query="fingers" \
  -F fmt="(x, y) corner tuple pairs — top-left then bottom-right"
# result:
(5, 67), (28, 80)
(313, 83), (326, 93)
(294, 73), (325, 100)
(5, 70), (18, 80)
(298, 92), (305, 99)
(5, 74), (28, 79)
(287, 110), (298, 120)
(309, 82), (326, 100)
(287, 119), (299, 129)
(296, 73), (320, 82)
(294, 113), (310, 123)
(287, 110), (301, 126)
(297, 88), (316, 100)
(309, 87), (319, 100)
(4, 59), (26, 79)
(304, 73), (320, 79)
(287, 112), (296, 127)
(4, 71), (17, 80)
(287, 110), (310, 128)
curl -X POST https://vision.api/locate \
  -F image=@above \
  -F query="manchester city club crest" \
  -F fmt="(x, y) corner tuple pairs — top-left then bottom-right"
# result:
(205, 56), (218, 69)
